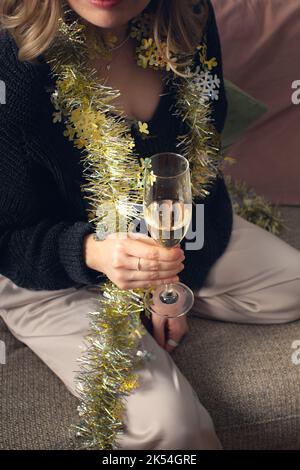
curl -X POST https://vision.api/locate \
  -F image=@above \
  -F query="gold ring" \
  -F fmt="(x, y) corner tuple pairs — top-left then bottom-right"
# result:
(137, 257), (142, 271)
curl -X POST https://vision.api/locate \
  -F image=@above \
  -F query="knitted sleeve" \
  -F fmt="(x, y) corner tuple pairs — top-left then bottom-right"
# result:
(0, 120), (102, 291)
(178, 0), (233, 291)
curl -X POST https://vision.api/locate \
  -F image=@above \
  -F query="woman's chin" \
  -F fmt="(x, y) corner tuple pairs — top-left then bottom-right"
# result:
(66, 0), (150, 30)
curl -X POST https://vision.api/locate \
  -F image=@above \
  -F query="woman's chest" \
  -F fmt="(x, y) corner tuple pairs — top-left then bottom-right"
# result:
(114, 75), (165, 123)
(31, 72), (187, 218)
(90, 44), (167, 123)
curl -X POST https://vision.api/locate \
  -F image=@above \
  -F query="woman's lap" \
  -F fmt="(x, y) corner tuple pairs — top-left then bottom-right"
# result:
(1, 213), (299, 448)
(0, 277), (221, 450)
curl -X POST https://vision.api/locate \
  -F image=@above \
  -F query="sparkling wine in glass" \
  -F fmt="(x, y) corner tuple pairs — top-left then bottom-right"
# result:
(143, 152), (194, 318)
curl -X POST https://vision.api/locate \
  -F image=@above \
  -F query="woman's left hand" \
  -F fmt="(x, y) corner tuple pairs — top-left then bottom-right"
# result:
(151, 313), (190, 353)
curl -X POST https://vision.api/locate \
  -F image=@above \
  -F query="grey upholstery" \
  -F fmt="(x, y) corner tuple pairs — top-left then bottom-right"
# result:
(1, 206), (300, 450)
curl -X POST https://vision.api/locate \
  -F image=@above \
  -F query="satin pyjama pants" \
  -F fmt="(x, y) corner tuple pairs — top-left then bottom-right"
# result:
(1, 213), (300, 450)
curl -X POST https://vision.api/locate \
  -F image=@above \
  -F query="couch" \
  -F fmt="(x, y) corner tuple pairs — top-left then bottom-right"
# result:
(212, 0), (300, 205)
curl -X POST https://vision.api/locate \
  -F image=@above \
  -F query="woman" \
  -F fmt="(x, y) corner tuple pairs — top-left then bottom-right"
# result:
(0, 0), (299, 450)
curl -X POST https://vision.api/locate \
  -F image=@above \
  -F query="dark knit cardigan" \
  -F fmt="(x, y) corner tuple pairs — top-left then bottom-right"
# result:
(0, 1), (233, 292)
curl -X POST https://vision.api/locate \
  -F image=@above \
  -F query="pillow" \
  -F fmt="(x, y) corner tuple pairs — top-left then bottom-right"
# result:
(222, 79), (268, 152)
(221, 80), (282, 236)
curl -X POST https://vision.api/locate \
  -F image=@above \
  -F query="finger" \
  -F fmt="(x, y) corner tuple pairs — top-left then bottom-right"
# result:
(106, 231), (156, 243)
(124, 269), (182, 282)
(111, 251), (183, 274)
(124, 255), (185, 272)
(128, 232), (182, 251)
(108, 231), (182, 249)
(152, 315), (167, 349)
(127, 232), (158, 245)
(165, 321), (189, 352)
(165, 341), (177, 353)
(116, 276), (179, 290)
(107, 232), (157, 246)
(124, 239), (184, 262)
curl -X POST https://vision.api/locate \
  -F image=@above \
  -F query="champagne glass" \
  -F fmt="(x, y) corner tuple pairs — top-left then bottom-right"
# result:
(143, 152), (194, 318)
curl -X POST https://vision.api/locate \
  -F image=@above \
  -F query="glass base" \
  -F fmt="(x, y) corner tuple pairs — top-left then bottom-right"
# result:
(144, 282), (194, 318)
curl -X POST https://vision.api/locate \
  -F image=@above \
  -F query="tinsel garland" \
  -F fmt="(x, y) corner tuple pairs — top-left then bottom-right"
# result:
(225, 175), (284, 235)
(45, 7), (221, 450)
(222, 157), (284, 235)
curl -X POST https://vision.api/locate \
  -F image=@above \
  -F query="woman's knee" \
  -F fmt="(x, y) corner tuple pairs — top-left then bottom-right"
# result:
(159, 414), (222, 450)
(148, 374), (221, 449)
(115, 387), (221, 450)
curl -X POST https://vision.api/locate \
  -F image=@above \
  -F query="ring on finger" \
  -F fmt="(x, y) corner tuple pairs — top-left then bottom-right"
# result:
(167, 338), (179, 347)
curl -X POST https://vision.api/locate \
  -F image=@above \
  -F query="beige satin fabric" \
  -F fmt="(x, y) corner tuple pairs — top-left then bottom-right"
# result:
(0, 213), (300, 450)
(0, 280), (221, 450)
(193, 214), (300, 324)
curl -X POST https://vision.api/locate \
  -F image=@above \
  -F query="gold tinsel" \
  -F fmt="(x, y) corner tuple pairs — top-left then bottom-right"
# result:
(222, 157), (284, 235)
(74, 283), (148, 449)
(225, 175), (284, 236)
(45, 9), (222, 450)
(46, 18), (150, 451)
(174, 78), (222, 198)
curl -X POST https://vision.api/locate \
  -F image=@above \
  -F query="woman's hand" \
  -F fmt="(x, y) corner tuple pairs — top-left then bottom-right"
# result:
(83, 231), (185, 290)
(152, 313), (190, 353)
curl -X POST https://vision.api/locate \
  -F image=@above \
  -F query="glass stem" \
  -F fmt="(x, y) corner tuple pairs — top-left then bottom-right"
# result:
(164, 283), (173, 294)
(160, 283), (179, 305)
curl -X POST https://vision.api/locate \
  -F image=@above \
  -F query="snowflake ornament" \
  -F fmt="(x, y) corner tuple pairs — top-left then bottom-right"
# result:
(189, 41), (221, 103)
(192, 66), (221, 102)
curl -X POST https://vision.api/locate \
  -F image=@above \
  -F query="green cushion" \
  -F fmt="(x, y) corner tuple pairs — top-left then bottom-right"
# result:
(222, 79), (268, 152)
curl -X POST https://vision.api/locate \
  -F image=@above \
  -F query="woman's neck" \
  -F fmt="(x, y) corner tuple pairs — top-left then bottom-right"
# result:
(101, 23), (130, 45)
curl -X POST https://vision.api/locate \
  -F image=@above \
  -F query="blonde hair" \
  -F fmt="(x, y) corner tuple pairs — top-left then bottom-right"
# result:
(0, 0), (208, 70)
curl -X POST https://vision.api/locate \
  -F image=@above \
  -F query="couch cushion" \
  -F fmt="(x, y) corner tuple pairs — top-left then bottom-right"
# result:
(0, 318), (79, 450)
(173, 317), (300, 449)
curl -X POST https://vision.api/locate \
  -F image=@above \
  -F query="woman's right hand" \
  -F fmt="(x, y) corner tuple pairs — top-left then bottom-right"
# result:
(83, 232), (185, 290)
